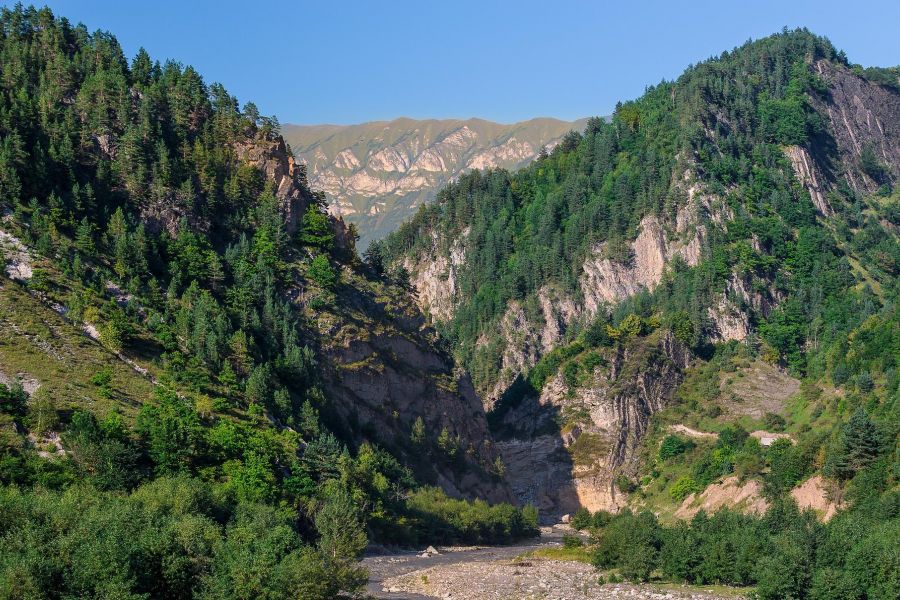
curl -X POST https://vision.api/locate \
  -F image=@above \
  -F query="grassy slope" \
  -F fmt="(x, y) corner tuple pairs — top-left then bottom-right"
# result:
(0, 277), (157, 419)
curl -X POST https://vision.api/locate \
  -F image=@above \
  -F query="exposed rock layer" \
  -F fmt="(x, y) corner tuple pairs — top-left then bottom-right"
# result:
(496, 332), (690, 515)
(285, 117), (587, 248)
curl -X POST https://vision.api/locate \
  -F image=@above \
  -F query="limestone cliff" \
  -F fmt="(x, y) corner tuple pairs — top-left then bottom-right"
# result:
(806, 59), (900, 194)
(493, 331), (690, 516)
(381, 40), (900, 517)
(403, 166), (715, 404)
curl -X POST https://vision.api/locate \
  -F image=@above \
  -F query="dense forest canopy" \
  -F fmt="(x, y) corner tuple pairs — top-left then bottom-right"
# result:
(0, 6), (897, 599)
(377, 28), (899, 600)
(0, 5), (535, 598)
(380, 29), (898, 394)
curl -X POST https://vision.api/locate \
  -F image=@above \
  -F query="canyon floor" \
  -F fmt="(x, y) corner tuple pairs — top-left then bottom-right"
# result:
(363, 527), (748, 600)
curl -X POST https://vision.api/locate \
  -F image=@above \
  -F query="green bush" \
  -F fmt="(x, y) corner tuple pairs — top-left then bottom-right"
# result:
(592, 510), (661, 582)
(658, 435), (694, 460)
(669, 476), (701, 501)
(404, 487), (538, 545)
(307, 254), (338, 289)
(570, 507), (592, 530)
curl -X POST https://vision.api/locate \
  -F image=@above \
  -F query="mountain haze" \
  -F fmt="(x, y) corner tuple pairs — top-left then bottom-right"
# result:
(284, 117), (587, 248)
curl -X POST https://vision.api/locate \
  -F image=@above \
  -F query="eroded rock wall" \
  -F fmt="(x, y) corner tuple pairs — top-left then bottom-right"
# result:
(495, 332), (690, 516)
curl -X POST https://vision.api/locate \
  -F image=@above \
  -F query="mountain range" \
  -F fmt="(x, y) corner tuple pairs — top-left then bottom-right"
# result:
(283, 117), (587, 248)
(0, 6), (897, 599)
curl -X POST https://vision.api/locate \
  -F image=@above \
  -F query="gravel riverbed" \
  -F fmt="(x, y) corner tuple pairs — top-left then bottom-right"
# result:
(362, 527), (742, 600)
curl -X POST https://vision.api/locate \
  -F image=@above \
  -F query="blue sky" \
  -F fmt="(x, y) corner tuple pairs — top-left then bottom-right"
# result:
(14, 0), (900, 125)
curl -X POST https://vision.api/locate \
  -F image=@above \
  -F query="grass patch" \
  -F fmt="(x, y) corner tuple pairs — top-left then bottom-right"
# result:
(568, 432), (609, 466)
(0, 279), (157, 420)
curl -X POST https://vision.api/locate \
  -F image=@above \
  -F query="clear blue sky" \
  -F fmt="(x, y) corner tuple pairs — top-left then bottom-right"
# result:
(13, 0), (900, 125)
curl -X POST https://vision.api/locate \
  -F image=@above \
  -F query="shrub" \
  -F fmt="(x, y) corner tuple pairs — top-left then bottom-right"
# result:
(856, 371), (874, 392)
(307, 254), (337, 289)
(592, 511), (661, 582)
(658, 435), (694, 460)
(614, 474), (636, 494)
(669, 476), (701, 501)
(763, 412), (786, 431)
(90, 368), (113, 388)
(570, 507), (592, 530)
(764, 438), (809, 497)
(405, 487), (538, 545)
(591, 510), (613, 529)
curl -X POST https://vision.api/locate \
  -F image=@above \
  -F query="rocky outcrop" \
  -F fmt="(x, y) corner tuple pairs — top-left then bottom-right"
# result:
(785, 144), (832, 216)
(580, 203), (706, 316)
(707, 273), (780, 342)
(675, 476), (769, 520)
(800, 60), (900, 196)
(234, 134), (315, 234)
(0, 229), (32, 281)
(285, 117), (587, 248)
(495, 332), (690, 515)
(310, 270), (510, 503)
(140, 130), (317, 237)
(404, 228), (469, 322)
(791, 475), (839, 521)
(485, 286), (581, 405)
(139, 190), (209, 236)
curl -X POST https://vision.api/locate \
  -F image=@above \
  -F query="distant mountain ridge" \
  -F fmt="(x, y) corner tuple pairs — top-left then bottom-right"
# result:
(283, 117), (587, 248)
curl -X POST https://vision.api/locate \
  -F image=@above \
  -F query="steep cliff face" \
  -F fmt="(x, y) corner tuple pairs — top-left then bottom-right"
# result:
(404, 168), (715, 404)
(238, 135), (511, 502)
(806, 60), (900, 194)
(299, 265), (510, 503)
(493, 332), (690, 515)
(234, 134), (316, 234)
(382, 37), (900, 517)
(781, 61), (900, 213)
(285, 117), (587, 248)
(402, 228), (469, 322)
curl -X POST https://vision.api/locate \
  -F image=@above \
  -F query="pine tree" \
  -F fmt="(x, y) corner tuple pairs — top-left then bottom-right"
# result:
(74, 217), (95, 255)
(835, 408), (881, 479)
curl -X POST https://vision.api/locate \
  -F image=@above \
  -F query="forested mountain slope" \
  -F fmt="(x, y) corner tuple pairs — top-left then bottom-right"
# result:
(284, 117), (586, 249)
(379, 30), (899, 597)
(0, 7), (533, 599)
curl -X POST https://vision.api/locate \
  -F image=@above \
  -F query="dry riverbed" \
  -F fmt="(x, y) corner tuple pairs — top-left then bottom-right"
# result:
(363, 528), (745, 600)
